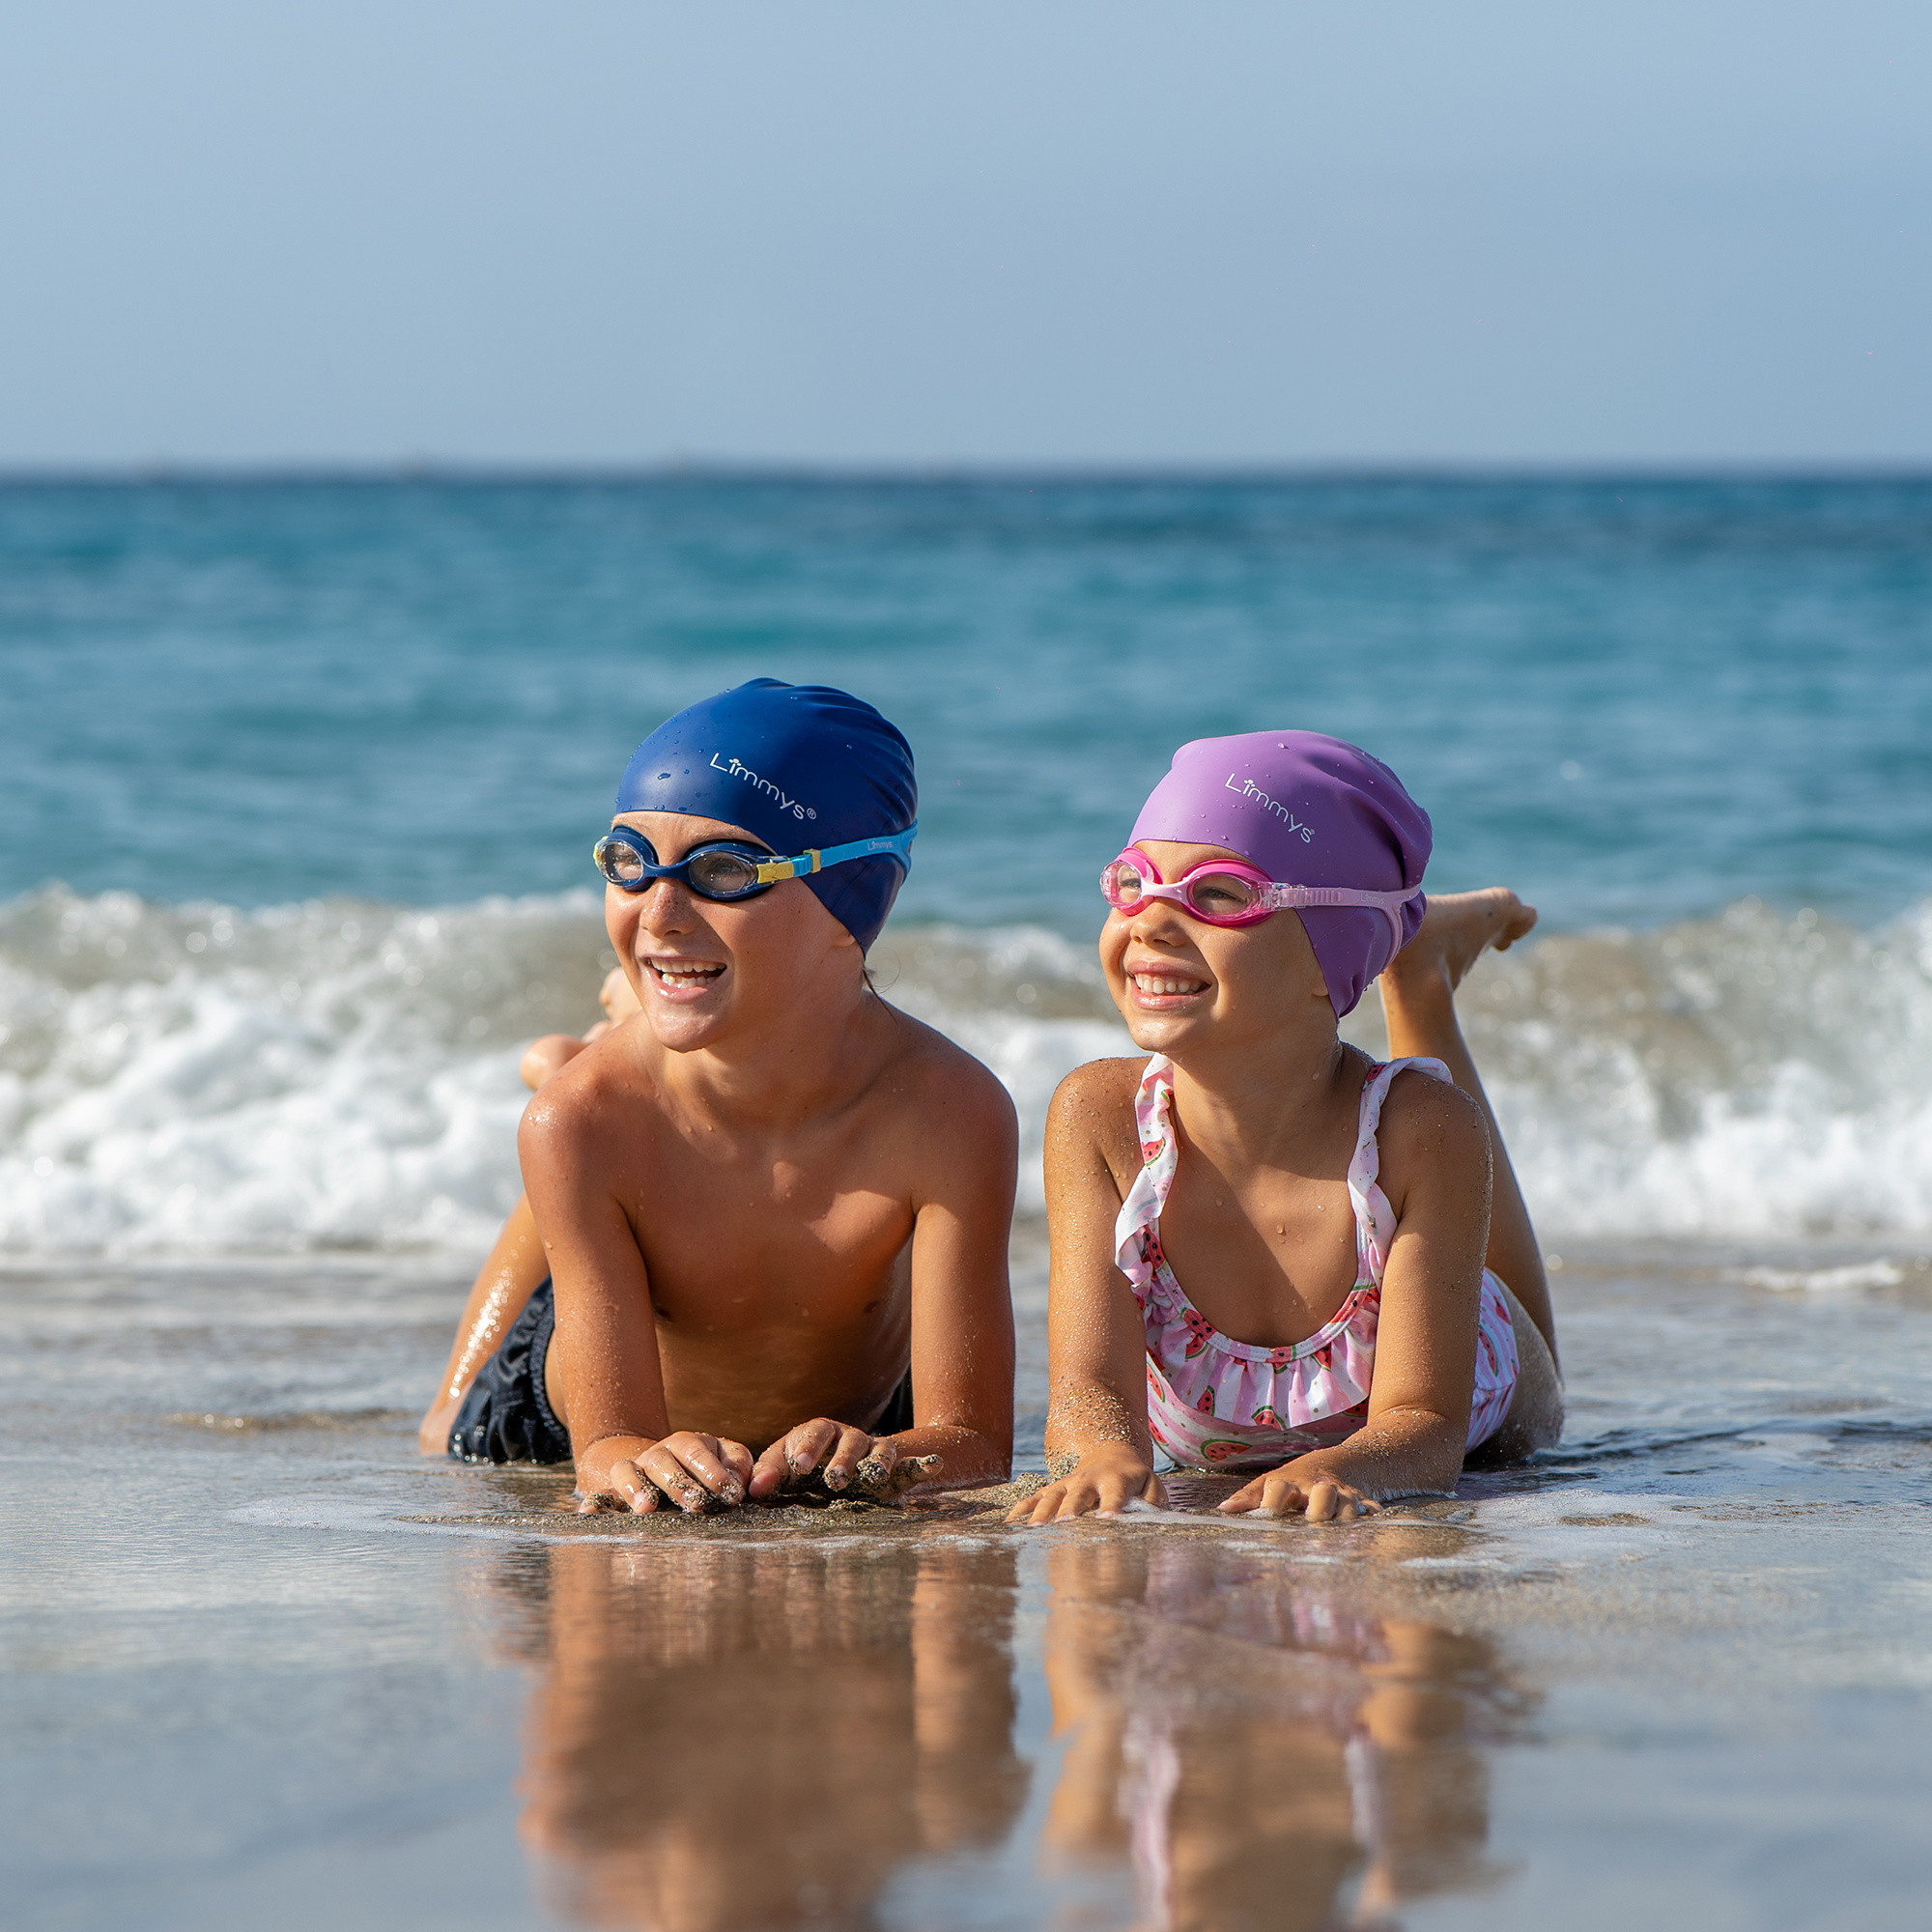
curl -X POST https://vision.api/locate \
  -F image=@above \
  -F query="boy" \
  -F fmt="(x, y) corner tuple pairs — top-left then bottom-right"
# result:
(423, 679), (1016, 1512)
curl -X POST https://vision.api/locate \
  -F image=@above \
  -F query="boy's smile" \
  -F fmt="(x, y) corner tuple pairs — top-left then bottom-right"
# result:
(641, 953), (728, 1000)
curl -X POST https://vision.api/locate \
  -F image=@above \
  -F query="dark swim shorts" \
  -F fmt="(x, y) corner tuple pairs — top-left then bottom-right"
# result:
(446, 1275), (915, 1464)
(447, 1276), (572, 1463)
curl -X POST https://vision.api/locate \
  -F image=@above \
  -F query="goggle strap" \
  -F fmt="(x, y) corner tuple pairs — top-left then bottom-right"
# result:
(1265, 881), (1422, 947)
(1267, 882), (1422, 913)
(752, 826), (918, 888)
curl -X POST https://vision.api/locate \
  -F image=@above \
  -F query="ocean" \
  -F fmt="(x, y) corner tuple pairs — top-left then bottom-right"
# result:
(5, 473), (1931, 1253)
(7, 475), (1932, 1931)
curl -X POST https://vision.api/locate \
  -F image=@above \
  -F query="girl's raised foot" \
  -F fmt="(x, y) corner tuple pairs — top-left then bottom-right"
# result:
(1386, 889), (1537, 1000)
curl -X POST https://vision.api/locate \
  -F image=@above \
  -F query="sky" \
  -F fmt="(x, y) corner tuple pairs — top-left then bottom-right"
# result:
(1, 2), (1927, 469)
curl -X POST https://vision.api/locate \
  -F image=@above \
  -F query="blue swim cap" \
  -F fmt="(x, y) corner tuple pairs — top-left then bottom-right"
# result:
(615, 678), (917, 953)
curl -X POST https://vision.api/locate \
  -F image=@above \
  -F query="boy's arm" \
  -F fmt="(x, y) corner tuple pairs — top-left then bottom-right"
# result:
(519, 1079), (750, 1514)
(1012, 1063), (1163, 1525)
(743, 1054), (1022, 1501)
(1218, 1072), (1489, 1521)
(417, 1192), (548, 1453)
(897, 1061), (1020, 1489)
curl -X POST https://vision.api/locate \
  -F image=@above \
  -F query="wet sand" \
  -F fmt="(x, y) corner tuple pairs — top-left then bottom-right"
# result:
(7, 1236), (1932, 1930)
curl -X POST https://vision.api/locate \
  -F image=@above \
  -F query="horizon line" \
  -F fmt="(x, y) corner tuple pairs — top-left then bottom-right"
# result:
(2, 457), (1931, 487)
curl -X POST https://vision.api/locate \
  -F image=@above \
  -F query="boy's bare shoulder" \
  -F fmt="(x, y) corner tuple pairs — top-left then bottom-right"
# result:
(516, 1027), (668, 1154)
(876, 1003), (1016, 1135)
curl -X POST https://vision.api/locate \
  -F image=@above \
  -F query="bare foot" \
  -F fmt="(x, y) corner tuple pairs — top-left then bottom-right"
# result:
(1384, 888), (1537, 1001)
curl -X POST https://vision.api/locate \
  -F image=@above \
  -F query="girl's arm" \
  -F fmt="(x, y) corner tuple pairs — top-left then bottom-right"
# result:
(1218, 1071), (1492, 1521)
(1011, 1063), (1165, 1524)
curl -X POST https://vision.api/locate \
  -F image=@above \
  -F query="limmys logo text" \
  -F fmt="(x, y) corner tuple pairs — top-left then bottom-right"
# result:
(711, 753), (818, 821)
(1225, 774), (1313, 840)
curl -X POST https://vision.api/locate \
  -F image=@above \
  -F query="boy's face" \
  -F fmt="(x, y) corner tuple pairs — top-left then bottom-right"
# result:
(603, 810), (858, 1053)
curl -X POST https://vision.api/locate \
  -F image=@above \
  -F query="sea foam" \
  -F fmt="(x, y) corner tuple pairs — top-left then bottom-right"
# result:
(3, 887), (1930, 1257)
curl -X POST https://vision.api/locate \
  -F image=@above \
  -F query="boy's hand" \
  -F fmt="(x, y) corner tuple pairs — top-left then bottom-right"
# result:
(417, 1395), (462, 1456)
(747, 1418), (896, 1501)
(579, 1432), (752, 1515)
(1217, 1462), (1382, 1522)
(1009, 1445), (1165, 1525)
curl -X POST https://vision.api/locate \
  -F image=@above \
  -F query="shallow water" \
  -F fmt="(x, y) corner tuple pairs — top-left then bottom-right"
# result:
(6, 474), (1932, 1922)
(7, 1240), (1932, 1930)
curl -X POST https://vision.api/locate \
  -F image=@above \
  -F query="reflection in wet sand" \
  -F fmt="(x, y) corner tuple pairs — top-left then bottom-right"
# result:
(493, 1538), (1029, 1930)
(1040, 1539), (1529, 1930)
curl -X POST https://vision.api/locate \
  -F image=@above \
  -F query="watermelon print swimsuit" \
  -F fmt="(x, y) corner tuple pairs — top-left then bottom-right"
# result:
(1115, 1054), (1520, 1471)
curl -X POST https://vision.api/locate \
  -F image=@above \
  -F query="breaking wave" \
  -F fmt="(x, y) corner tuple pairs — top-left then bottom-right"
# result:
(3, 886), (1930, 1256)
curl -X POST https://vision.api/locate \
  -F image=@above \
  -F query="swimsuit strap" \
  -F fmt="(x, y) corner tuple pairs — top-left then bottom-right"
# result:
(1118, 1057), (1181, 1287)
(1346, 1056), (1453, 1286)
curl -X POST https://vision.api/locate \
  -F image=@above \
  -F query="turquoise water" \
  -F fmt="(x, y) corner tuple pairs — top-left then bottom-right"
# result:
(7, 478), (1932, 1930)
(5, 476), (1932, 1255)
(6, 475), (1930, 927)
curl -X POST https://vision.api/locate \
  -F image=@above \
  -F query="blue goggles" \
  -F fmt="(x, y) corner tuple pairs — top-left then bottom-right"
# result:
(593, 824), (918, 902)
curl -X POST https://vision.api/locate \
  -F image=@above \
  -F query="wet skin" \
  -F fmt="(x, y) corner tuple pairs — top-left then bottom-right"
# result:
(516, 810), (1016, 1513)
(1014, 852), (1559, 1527)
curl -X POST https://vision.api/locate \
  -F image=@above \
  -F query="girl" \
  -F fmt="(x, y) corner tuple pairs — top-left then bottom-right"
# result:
(1013, 732), (1562, 1526)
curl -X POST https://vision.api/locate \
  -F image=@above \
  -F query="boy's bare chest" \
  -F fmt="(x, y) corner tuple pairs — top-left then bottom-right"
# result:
(617, 1125), (914, 1322)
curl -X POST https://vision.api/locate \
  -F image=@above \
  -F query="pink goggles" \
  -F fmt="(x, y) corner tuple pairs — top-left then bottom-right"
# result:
(1100, 846), (1423, 945)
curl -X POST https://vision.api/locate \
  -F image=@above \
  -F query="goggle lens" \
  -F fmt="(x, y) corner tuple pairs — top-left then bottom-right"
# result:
(595, 833), (772, 901)
(683, 848), (763, 898)
(1100, 857), (1149, 909)
(595, 835), (650, 886)
(1099, 852), (1270, 924)
(1184, 872), (1265, 919)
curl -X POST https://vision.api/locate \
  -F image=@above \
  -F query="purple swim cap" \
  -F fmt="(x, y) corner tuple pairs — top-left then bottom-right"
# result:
(1128, 731), (1432, 1017)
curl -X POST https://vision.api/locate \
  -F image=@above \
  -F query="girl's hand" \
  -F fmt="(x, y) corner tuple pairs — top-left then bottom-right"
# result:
(1009, 1446), (1166, 1525)
(748, 1418), (900, 1500)
(581, 1432), (753, 1515)
(1218, 1464), (1382, 1522)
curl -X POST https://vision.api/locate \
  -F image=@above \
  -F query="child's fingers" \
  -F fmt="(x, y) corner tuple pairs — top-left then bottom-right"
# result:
(782, 1418), (840, 1478)
(718, 1436), (756, 1489)
(1303, 1480), (1379, 1522)
(609, 1458), (660, 1514)
(1008, 1483), (1058, 1525)
(638, 1449), (709, 1513)
(1059, 1476), (1105, 1522)
(663, 1432), (745, 1505)
(1013, 1480), (1081, 1524)
(1216, 1478), (1267, 1514)
(820, 1426), (874, 1491)
(747, 1437), (795, 1498)
(1253, 1474), (1311, 1519)
(1013, 1481), (1080, 1525)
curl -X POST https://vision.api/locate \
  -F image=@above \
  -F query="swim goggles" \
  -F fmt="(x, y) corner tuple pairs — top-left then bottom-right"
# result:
(594, 824), (918, 901)
(1100, 846), (1422, 944)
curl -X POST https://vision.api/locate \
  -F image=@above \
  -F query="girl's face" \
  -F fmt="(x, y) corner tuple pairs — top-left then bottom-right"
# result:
(1099, 839), (1334, 1058)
